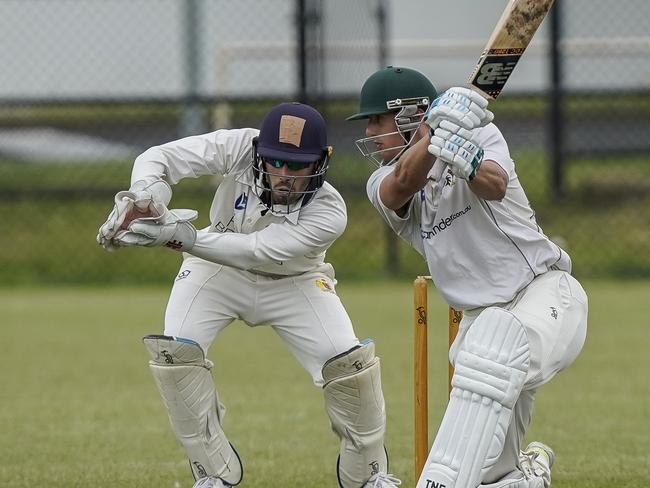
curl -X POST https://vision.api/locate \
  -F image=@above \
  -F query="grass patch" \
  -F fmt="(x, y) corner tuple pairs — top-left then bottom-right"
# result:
(1, 280), (648, 487)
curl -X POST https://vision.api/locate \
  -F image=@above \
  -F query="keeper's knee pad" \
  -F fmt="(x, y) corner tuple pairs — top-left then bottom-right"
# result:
(322, 339), (387, 488)
(417, 308), (530, 488)
(144, 334), (243, 485)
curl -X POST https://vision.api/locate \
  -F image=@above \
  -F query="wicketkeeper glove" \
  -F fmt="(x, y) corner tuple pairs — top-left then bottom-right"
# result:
(428, 120), (485, 181)
(97, 179), (173, 251)
(115, 208), (199, 252)
(425, 86), (494, 131)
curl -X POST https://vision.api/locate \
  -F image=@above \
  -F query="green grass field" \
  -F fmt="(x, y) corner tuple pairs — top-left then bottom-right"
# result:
(2, 280), (649, 488)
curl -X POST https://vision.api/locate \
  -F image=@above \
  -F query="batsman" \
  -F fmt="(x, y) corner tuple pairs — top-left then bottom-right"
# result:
(348, 66), (589, 488)
(97, 102), (401, 488)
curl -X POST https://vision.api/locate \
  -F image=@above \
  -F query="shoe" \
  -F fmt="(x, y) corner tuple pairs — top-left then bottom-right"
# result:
(364, 472), (402, 487)
(519, 441), (555, 487)
(192, 476), (230, 488)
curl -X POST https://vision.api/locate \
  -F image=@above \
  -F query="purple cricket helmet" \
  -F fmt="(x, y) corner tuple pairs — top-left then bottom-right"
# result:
(252, 102), (333, 213)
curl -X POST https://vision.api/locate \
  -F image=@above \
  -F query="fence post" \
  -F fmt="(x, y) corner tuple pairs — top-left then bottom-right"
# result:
(549, 0), (565, 199)
(180, 0), (205, 137)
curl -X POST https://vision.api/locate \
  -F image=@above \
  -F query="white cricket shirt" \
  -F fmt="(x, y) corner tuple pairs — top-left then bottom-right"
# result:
(367, 123), (571, 310)
(130, 128), (347, 276)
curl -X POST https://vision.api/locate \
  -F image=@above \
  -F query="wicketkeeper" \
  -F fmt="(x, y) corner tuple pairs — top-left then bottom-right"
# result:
(348, 66), (589, 488)
(97, 102), (401, 488)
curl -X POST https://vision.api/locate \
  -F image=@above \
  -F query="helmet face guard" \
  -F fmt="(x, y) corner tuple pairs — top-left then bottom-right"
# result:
(252, 140), (331, 214)
(354, 96), (430, 167)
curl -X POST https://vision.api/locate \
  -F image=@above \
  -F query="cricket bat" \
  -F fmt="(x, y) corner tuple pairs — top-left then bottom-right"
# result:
(468, 0), (556, 99)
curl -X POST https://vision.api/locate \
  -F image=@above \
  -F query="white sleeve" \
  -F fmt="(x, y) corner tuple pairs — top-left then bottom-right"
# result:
(188, 199), (347, 271)
(130, 128), (258, 185)
(366, 166), (424, 256)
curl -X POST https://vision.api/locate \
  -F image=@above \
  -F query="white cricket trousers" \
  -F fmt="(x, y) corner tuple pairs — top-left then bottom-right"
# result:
(451, 270), (588, 484)
(162, 255), (359, 385)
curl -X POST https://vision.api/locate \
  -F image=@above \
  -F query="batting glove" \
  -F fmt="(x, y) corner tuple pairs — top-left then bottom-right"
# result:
(428, 120), (484, 181)
(97, 179), (173, 251)
(425, 87), (494, 131)
(115, 208), (198, 252)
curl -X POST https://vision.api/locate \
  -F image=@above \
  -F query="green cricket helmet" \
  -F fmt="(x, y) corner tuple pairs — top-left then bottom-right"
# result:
(348, 66), (437, 166)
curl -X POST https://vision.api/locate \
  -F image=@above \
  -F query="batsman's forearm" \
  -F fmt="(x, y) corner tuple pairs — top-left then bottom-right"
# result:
(397, 133), (436, 187)
(379, 137), (434, 211)
(468, 159), (508, 200)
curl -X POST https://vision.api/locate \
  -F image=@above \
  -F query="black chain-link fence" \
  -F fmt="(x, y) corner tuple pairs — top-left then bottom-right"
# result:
(1, 0), (649, 285)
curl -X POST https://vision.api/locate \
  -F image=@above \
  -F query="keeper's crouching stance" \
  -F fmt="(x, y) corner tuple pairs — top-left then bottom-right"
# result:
(97, 102), (400, 487)
(143, 335), (390, 488)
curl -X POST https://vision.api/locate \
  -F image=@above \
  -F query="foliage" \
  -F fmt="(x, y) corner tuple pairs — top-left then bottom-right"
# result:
(1, 149), (649, 284)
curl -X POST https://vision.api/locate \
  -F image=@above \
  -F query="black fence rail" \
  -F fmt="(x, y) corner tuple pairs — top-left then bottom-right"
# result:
(1, 0), (649, 284)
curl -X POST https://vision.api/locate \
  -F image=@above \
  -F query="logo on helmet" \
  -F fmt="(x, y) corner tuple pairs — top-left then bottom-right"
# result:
(279, 115), (306, 147)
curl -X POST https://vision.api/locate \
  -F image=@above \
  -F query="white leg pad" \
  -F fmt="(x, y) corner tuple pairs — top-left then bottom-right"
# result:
(322, 340), (387, 488)
(418, 308), (530, 488)
(144, 335), (243, 485)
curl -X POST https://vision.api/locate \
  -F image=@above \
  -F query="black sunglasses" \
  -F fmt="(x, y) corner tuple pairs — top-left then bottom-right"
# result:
(263, 158), (313, 171)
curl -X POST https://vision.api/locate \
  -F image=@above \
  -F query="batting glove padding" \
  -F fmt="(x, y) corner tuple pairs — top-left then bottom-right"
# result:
(428, 120), (485, 181)
(116, 208), (198, 252)
(425, 86), (494, 131)
(96, 179), (172, 251)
